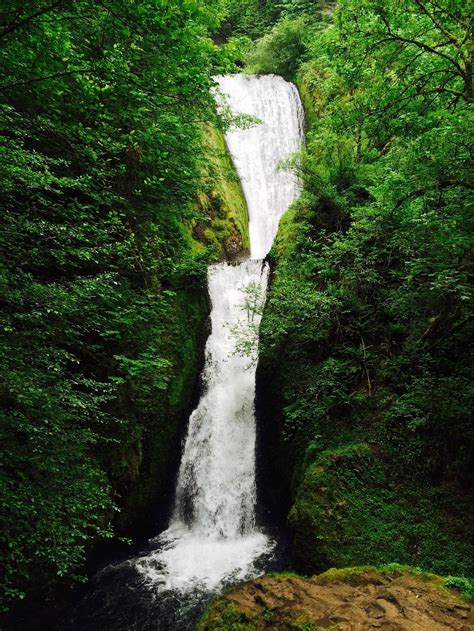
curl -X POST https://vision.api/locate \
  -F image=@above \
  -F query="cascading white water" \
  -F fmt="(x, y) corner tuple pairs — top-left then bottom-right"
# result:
(216, 74), (304, 259)
(135, 74), (304, 595)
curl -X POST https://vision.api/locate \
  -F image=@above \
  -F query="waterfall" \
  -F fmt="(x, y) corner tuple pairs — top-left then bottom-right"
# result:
(135, 74), (304, 594)
(216, 74), (304, 259)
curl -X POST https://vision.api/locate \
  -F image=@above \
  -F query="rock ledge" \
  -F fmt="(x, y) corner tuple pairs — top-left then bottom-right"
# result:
(198, 567), (474, 630)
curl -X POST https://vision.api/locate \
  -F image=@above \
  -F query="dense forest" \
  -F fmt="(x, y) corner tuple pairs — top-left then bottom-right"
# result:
(0, 0), (248, 619)
(1, 0), (473, 628)
(254, 0), (474, 578)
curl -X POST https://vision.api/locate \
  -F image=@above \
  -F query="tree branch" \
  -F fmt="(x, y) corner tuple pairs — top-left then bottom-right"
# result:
(0, 69), (96, 92)
(375, 30), (464, 76)
(428, 0), (470, 30)
(0, 0), (70, 38)
(412, 0), (463, 51)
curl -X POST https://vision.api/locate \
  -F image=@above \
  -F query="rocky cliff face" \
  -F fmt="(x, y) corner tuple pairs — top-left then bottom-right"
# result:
(112, 124), (250, 538)
(193, 125), (250, 261)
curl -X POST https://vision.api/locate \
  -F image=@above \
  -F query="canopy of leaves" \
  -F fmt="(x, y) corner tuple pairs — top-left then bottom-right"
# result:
(257, 0), (474, 576)
(0, 0), (233, 614)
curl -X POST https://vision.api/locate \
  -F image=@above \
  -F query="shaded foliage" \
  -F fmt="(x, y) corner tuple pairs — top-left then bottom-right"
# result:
(0, 0), (234, 613)
(257, 0), (474, 576)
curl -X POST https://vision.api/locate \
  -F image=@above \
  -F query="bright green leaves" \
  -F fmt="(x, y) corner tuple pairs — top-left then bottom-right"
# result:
(246, 16), (309, 80)
(114, 352), (173, 390)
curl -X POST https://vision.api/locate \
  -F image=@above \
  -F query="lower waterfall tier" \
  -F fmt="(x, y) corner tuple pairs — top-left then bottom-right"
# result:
(134, 260), (273, 593)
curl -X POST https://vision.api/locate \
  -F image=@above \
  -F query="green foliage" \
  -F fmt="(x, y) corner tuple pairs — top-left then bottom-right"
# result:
(240, 0), (332, 79)
(0, 0), (245, 614)
(197, 600), (257, 631)
(258, 0), (474, 580)
(245, 16), (309, 80)
(221, 0), (270, 39)
(444, 576), (474, 601)
(220, 0), (327, 44)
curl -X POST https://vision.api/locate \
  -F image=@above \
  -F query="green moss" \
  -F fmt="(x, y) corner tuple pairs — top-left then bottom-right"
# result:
(269, 197), (306, 260)
(315, 565), (379, 584)
(295, 79), (318, 131)
(192, 125), (249, 260)
(197, 600), (257, 631)
(267, 570), (304, 579)
(315, 564), (440, 586)
(286, 440), (474, 577)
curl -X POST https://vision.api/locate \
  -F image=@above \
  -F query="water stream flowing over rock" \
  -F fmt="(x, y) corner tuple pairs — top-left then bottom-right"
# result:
(60, 74), (304, 630)
(134, 260), (272, 593)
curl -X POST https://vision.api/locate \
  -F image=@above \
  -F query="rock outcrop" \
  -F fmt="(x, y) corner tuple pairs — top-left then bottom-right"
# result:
(198, 567), (474, 630)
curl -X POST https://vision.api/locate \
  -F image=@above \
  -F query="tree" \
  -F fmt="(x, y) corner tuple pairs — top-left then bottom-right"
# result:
(0, 0), (227, 613)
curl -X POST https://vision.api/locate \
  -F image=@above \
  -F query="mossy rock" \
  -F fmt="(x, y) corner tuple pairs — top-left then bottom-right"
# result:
(288, 442), (474, 577)
(197, 600), (257, 631)
(192, 125), (250, 261)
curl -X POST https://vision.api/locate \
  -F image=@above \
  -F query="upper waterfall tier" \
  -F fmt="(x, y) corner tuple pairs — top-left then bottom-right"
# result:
(215, 74), (305, 260)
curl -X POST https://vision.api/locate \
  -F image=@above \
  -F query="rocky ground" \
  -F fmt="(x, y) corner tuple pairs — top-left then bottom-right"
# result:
(197, 567), (474, 630)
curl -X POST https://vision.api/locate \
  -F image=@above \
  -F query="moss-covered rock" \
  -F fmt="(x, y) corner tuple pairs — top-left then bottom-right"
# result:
(288, 443), (474, 576)
(198, 600), (258, 631)
(192, 125), (250, 261)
